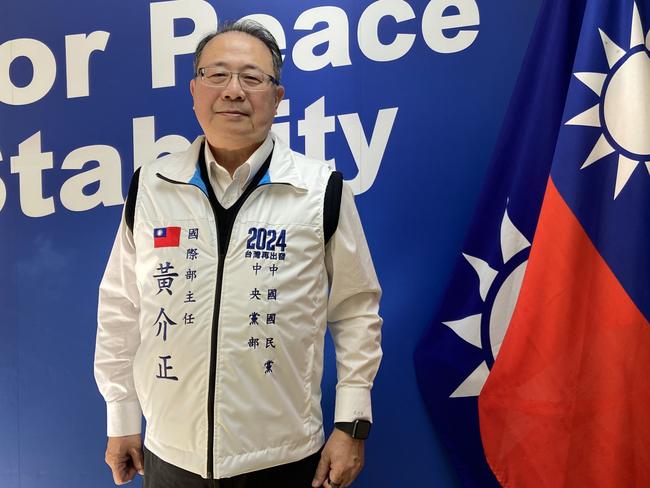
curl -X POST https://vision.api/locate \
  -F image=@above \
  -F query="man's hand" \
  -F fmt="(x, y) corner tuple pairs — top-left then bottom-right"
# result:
(105, 434), (144, 485)
(312, 428), (364, 488)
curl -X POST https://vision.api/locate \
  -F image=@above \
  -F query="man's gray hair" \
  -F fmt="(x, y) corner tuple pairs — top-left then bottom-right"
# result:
(193, 20), (283, 82)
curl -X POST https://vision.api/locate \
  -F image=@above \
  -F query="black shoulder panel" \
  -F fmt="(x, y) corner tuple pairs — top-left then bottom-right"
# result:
(324, 171), (343, 245)
(125, 167), (141, 235)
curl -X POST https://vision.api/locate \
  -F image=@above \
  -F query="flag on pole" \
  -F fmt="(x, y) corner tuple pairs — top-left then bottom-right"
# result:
(414, 0), (589, 485)
(479, 0), (650, 486)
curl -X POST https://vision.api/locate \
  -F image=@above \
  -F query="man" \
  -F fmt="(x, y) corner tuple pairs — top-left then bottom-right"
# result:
(95, 20), (382, 488)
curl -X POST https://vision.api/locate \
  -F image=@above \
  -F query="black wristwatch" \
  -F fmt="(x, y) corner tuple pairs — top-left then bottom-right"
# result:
(334, 419), (372, 440)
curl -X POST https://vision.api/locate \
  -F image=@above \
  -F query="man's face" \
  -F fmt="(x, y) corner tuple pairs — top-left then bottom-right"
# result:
(190, 32), (284, 151)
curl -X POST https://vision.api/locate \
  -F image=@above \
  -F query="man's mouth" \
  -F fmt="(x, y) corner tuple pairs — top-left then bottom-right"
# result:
(216, 110), (248, 116)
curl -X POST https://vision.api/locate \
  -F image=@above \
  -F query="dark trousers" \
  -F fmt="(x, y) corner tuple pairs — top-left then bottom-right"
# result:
(143, 447), (322, 488)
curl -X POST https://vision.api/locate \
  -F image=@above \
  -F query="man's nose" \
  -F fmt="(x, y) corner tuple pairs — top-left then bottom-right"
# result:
(221, 74), (245, 99)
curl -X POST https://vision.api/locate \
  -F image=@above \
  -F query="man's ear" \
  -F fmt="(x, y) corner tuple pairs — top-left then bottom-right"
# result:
(190, 78), (196, 98)
(275, 85), (285, 109)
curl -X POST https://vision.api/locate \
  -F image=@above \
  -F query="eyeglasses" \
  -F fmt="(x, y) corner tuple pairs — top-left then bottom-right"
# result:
(196, 67), (279, 91)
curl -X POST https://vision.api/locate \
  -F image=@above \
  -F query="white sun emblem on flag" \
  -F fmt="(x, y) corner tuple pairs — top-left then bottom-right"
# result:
(566, 2), (650, 198)
(444, 208), (530, 398)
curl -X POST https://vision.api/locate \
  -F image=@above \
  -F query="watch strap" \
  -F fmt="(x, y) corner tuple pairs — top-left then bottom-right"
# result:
(334, 420), (372, 440)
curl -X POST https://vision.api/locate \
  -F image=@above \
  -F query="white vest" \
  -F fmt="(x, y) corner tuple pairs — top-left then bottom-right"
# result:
(131, 135), (333, 478)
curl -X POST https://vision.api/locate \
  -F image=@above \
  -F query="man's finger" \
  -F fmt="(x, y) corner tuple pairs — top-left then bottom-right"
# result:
(129, 447), (145, 475)
(326, 476), (343, 488)
(115, 463), (136, 485)
(115, 476), (134, 485)
(326, 467), (344, 488)
(108, 454), (136, 485)
(312, 454), (331, 487)
(105, 455), (123, 484)
(110, 463), (130, 485)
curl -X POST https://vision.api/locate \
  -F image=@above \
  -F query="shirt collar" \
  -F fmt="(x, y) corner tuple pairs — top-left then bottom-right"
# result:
(154, 133), (308, 192)
(204, 134), (274, 189)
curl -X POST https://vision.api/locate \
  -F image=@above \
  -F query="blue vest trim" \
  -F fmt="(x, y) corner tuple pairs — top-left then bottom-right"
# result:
(189, 166), (208, 196)
(258, 170), (271, 186)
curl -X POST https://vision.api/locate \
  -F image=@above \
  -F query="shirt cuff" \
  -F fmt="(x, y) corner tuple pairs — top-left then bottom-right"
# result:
(334, 386), (373, 423)
(106, 400), (143, 437)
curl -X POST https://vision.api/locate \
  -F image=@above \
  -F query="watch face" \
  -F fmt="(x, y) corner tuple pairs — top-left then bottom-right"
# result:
(353, 420), (371, 439)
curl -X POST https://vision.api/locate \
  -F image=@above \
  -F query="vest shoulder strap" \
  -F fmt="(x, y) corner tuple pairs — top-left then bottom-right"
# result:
(324, 171), (343, 245)
(125, 167), (141, 235)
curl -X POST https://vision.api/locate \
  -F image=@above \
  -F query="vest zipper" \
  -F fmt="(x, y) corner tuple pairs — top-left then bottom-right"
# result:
(202, 181), (290, 479)
(155, 173), (284, 479)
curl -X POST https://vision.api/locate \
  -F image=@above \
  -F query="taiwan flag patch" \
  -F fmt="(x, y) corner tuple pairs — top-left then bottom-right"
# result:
(153, 227), (181, 248)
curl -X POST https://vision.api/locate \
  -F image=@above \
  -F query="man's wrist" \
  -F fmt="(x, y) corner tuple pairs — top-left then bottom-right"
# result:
(334, 419), (372, 440)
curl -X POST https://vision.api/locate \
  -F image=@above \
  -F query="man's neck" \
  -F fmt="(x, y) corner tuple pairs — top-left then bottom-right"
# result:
(207, 139), (265, 177)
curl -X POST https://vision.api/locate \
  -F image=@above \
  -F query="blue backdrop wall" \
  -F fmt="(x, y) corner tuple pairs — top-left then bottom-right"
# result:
(0, 1), (540, 486)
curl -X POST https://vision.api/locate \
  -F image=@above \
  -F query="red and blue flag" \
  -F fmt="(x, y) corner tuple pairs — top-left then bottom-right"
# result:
(411, 0), (650, 485)
(153, 226), (181, 248)
(479, 0), (650, 486)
